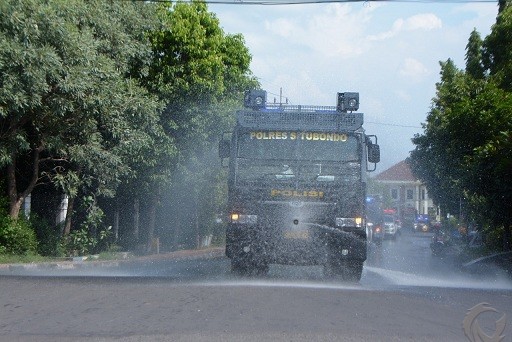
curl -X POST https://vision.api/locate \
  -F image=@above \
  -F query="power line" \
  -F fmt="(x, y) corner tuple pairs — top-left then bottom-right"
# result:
(366, 121), (422, 128)
(131, 0), (496, 4)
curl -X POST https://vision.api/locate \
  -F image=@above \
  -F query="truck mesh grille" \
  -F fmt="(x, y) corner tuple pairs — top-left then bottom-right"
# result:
(237, 110), (363, 131)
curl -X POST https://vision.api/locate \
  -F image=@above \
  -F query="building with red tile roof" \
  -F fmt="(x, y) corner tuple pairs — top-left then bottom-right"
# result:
(374, 160), (417, 183)
(372, 159), (437, 228)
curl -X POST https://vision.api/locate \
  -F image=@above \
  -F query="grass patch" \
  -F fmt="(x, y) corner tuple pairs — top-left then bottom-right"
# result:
(95, 251), (132, 261)
(0, 254), (51, 264)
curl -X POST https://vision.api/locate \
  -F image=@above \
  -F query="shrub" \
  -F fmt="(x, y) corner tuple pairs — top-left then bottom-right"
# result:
(0, 215), (38, 255)
(31, 215), (65, 257)
(62, 226), (112, 257)
(63, 228), (97, 257)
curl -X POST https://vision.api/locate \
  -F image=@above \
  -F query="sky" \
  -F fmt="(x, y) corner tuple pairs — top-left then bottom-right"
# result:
(208, 0), (499, 172)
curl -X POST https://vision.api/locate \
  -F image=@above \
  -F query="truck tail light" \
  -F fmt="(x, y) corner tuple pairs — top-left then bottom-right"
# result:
(230, 213), (257, 225)
(336, 217), (364, 228)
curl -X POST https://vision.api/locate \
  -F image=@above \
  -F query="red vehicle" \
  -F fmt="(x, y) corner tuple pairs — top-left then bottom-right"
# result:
(366, 196), (384, 245)
(382, 208), (400, 238)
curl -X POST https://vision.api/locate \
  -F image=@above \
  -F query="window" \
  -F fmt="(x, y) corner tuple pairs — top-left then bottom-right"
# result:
(421, 189), (426, 200)
(237, 131), (360, 162)
(391, 188), (398, 200)
(406, 189), (413, 200)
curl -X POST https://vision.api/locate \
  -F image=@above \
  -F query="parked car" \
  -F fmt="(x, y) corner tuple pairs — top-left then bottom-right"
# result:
(414, 214), (430, 232)
(367, 221), (384, 245)
(383, 214), (399, 239)
(366, 195), (385, 245)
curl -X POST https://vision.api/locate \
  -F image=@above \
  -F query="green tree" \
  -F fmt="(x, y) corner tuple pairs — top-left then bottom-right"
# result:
(410, 59), (469, 218)
(461, 83), (512, 250)
(466, 29), (485, 80)
(498, 0), (511, 14)
(0, 0), (166, 229)
(483, 5), (512, 90)
(411, 7), (512, 250)
(127, 0), (257, 249)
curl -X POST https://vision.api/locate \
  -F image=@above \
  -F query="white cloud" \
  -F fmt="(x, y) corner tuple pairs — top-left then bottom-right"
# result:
(265, 18), (295, 38)
(399, 58), (429, 82)
(268, 71), (329, 105)
(263, 4), (374, 58)
(368, 13), (442, 41)
(394, 89), (412, 102)
(406, 13), (443, 31)
(210, 2), (496, 170)
(455, 3), (498, 25)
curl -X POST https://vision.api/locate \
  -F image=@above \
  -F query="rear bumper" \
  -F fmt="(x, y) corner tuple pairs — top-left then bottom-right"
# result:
(226, 223), (367, 266)
(384, 225), (397, 235)
(372, 231), (384, 240)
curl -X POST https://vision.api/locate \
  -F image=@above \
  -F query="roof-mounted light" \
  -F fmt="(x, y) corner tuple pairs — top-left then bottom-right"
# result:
(244, 89), (267, 109)
(337, 92), (359, 112)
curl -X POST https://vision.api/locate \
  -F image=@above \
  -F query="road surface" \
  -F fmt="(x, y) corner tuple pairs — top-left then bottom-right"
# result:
(1, 231), (511, 341)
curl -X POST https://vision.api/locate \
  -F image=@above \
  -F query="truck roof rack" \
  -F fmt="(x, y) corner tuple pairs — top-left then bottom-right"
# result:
(262, 103), (337, 113)
(237, 110), (363, 131)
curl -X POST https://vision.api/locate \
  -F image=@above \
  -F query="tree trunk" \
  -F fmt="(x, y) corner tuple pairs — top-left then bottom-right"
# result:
(56, 195), (69, 226)
(133, 198), (140, 243)
(7, 158), (20, 219)
(195, 193), (200, 249)
(23, 194), (31, 219)
(113, 202), (119, 242)
(63, 196), (75, 236)
(7, 147), (42, 219)
(173, 222), (181, 251)
(9, 197), (23, 221)
(146, 194), (157, 252)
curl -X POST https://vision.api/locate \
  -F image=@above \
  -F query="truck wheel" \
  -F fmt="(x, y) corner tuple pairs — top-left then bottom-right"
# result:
(231, 257), (249, 275)
(231, 256), (269, 276)
(254, 262), (269, 276)
(343, 261), (363, 282)
(324, 260), (363, 282)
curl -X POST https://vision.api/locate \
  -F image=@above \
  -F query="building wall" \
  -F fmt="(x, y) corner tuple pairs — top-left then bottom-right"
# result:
(376, 180), (436, 227)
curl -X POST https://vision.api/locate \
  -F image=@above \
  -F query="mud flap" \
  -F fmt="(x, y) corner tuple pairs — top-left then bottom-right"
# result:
(324, 230), (366, 281)
(231, 255), (269, 276)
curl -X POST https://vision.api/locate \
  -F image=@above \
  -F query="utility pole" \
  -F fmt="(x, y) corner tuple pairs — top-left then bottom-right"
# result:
(278, 87), (288, 106)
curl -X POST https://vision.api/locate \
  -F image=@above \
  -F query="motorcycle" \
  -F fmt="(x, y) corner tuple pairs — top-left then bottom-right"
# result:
(430, 230), (448, 256)
(415, 222), (429, 232)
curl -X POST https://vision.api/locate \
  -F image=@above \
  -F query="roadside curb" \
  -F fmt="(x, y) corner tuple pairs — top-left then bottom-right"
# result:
(0, 247), (225, 272)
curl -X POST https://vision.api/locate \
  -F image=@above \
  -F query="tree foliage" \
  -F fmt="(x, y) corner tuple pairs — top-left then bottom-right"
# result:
(125, 0), (257, 248)
(466, 29), (485, 80)
(145, 0), (257, 148)
(1, 0), (258, 254)
(410, 5), (512, 250)
(0, 0), (167, 222)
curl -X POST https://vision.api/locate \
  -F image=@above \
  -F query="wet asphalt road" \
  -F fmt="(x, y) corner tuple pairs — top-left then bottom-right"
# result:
(1, 230), (512, 341)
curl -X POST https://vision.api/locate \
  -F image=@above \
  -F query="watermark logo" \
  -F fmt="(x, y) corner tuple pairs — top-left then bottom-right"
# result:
(463, 303), (507, 342)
